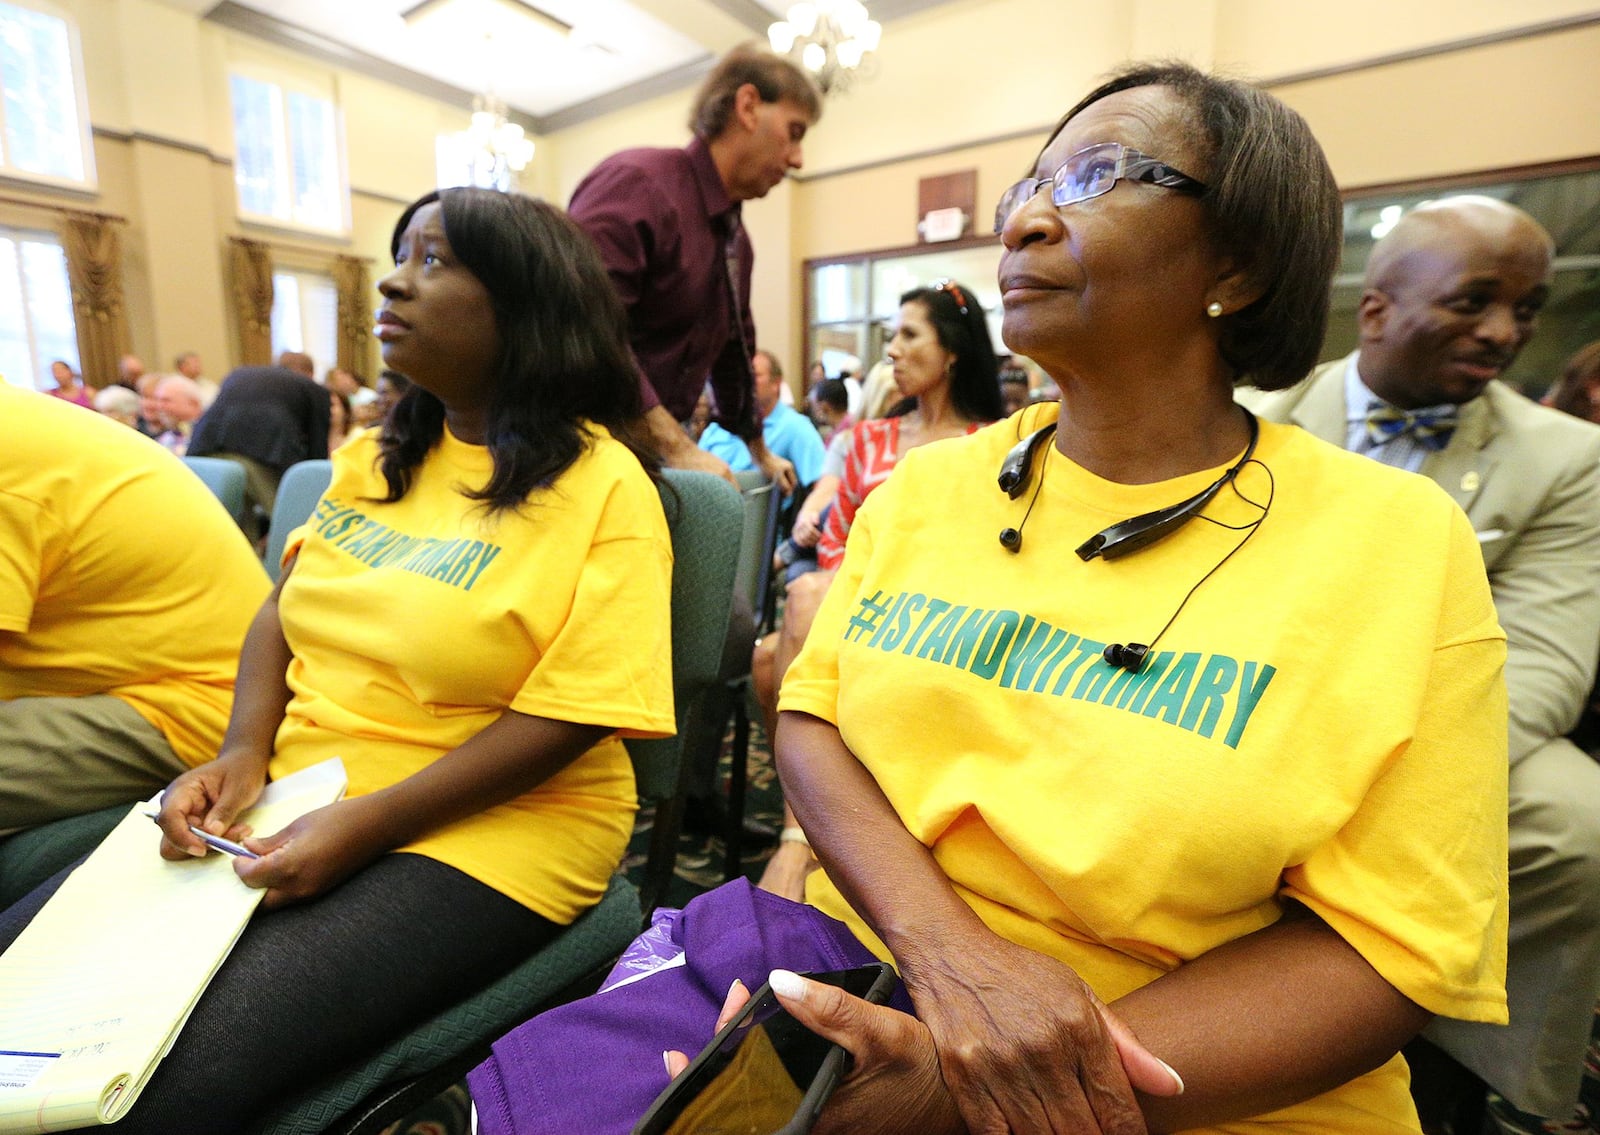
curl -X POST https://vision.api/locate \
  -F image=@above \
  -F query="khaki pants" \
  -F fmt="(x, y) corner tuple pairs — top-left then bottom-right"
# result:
(1426, 735), (1600, 1117)
(0, 694), (187, 836)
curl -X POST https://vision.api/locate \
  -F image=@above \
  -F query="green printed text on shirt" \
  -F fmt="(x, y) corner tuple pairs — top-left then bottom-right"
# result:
(309, 498), (503, 591)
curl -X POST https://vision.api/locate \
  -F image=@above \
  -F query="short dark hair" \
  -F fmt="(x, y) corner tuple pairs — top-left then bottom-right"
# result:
(811, 377), (849, 413)
(1547, 339), (1600, 421)
(690, 43), (822, 140)
(379, 188), (654, 512)
(1056, 61), (1341, 390)
(891, 280), (1004, 422)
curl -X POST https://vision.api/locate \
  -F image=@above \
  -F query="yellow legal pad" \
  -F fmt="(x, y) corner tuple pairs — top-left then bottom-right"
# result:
(0, 758), (346, 1132)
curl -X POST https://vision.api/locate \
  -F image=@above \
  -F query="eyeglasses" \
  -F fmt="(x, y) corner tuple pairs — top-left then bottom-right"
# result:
(993, 142), (1208, 235)
(931, 277), (969, 315)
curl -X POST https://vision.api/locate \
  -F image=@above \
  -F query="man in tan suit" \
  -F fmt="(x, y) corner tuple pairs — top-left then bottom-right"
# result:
(1243, 197), (1600, 1126)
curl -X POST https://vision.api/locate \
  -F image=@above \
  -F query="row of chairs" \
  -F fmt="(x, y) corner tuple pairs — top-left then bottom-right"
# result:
(0, 459), (750, 1135)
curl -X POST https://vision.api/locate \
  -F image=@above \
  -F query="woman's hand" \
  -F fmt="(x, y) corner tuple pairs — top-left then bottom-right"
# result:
(154, 748), (271, 860)
(906, 932), (1182, 1135)
(756, 837), (818, 902)
(791, 506), (824, 547)
(662, 972), (964, 1135)
(233, 795), (393, 909)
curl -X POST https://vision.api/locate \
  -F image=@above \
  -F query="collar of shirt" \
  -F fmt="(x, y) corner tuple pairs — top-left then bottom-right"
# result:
(1343, 353), (1459, 473)
(685, 134), (739, 230)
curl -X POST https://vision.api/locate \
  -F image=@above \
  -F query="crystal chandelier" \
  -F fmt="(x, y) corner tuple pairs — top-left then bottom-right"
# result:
(455, 91), (535, 192)
(768, 1), (882, 94)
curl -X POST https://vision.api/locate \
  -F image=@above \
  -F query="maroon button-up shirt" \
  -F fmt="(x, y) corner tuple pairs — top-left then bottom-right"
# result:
(569, 135), (760, 441)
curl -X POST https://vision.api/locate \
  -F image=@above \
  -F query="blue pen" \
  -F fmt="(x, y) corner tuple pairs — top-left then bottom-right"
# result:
(186, 824), (259, 860)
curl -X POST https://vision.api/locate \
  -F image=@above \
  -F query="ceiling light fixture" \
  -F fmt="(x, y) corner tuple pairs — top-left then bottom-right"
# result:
(768, 1), (882, 95)
(453, 89), (535, 191)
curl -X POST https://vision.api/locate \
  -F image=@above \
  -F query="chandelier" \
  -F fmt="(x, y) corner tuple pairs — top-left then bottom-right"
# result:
(451, 91), (535, 192)
(767, 1), (882, 94)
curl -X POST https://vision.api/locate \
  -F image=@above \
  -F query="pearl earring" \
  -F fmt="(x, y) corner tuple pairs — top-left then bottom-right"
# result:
(1206, 301), (1224, 318)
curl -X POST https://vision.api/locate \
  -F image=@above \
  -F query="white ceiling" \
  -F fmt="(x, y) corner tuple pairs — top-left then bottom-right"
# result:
(193, 0), (950, 132)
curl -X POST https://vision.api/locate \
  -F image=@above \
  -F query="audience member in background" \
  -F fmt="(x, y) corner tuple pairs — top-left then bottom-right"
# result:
(569, 44), (820, 492)
(174, 350), (218, 408)
(117, 353), (145, 391)
(325, 365), (378, 418)
(807, 359), (827, 388)
(0, 384), (267, 835)
(93, 384), (141, 428)
(135, 373), (163, 437)
(757, 278), (1001, 899)
(1543, 339), (1600, 427)
(808, 376), (851, 440)
(1242, 196), (1600, 1133)
(476, 64), (1509, 1135)
(327, 387), (352, 455)
(0, 186), (674, 1134)
(367, 369), (410, 426)
(44, 359), (91, 407)
(698, 349), (826, 492)
(153, 374), (203, 453)
(856, 356), (898, 420)
(187, 354), (331, 540)
(999, 364), (1031, 416)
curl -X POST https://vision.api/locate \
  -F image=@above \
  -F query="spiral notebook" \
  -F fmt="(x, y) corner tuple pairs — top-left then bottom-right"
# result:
(0, 758), (346, 1133)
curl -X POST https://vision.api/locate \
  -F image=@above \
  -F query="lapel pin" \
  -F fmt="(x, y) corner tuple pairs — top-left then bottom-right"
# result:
(1461, 471), (1481, 493)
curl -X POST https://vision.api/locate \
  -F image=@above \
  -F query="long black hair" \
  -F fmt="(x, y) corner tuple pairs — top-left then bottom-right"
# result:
(887, 279), (1003, 421)
(377, 187), (655, 511)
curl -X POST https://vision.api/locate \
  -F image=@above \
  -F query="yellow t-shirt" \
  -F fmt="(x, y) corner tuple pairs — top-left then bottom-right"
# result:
(781, 404), (1509, 1134)
(268, 425), (674, 923)
(0, 386), (269, 766)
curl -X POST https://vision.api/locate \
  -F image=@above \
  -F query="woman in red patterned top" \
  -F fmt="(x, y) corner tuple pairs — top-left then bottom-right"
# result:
(758, 278), (1002, 897)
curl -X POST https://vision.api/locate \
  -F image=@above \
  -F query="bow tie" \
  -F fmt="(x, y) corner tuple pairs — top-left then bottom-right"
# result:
(1364, 404), (1459, 451)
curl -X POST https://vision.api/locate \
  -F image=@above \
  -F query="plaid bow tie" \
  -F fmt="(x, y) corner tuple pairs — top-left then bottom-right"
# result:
(1364, 404), (1459, 451)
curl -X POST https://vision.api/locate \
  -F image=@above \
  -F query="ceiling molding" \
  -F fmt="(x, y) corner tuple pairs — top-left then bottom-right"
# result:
(539, 54), (716, 133)
(202, 1), (540, 131)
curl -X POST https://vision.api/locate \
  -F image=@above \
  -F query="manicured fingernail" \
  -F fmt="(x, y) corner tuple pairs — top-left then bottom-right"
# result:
(1156, 1056), (1184, 1094)
(728, 978), (745, 998)
(662, 1051), (672, 1077)
(768, 969), (806, 1001)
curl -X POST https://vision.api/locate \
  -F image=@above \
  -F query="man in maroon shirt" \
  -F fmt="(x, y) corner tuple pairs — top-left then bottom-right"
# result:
(569, 45), (821, 492)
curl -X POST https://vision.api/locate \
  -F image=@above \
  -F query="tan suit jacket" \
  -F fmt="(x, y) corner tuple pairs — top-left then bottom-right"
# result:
(1242, 353), (1600, 768)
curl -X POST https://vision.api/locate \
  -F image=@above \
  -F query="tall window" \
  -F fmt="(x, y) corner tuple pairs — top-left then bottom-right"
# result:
(0, 225), (78, 390)
(271, 268), (338, 375)
(230, 72), (346, 232)
(0, 0), (94, 186)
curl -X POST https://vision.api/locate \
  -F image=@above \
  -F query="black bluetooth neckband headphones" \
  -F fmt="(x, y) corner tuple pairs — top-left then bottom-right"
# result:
(995, 408), (1267, 671)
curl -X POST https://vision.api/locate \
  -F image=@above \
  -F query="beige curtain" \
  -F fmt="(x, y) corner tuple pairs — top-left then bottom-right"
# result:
(229, 237), (275, 366)
(61, 211), (129, 390)
(332, 255), (371, 376)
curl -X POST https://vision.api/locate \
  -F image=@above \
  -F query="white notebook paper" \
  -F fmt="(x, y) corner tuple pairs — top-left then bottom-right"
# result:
(0, 757), (347, 1132)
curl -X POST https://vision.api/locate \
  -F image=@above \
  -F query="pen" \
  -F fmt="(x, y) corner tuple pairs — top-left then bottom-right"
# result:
(186, 825), (259, 859)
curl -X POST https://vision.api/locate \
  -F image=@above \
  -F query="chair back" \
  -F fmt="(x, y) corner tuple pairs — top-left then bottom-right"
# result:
(731, 472), (782, 632)
(182, 456), (247, 528)
(264, 459), (333, 581)
(625, 470), (742, 914)
(624, 470), (743, 801)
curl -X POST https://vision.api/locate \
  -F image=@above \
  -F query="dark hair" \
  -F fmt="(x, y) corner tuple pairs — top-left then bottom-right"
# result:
(690, 43), (822, 139)
(1546, 340), (1600, 422)
(887, 281), (1003, 421)
(378, 188), (654, 512)
(811, 377), (849, 412)
(1052, 61), (1341, 390)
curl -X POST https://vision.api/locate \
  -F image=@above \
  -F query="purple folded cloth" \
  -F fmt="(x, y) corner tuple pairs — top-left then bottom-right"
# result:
(469, 879), (895, 1135)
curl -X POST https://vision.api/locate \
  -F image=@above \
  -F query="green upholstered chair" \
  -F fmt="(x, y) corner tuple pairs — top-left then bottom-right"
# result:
(263, 459), (333, 581)
(0, 803), (130, 908)
(254, 468), (744, 1135)
(182, 455), (250, 530)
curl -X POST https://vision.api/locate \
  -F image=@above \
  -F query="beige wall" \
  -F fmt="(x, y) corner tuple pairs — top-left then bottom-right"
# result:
(19, 0), (1600, 392)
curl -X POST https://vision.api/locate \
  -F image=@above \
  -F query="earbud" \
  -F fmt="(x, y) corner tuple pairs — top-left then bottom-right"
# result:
(1103, 642), (1149, 672)
(999, 527), (1021, 552)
